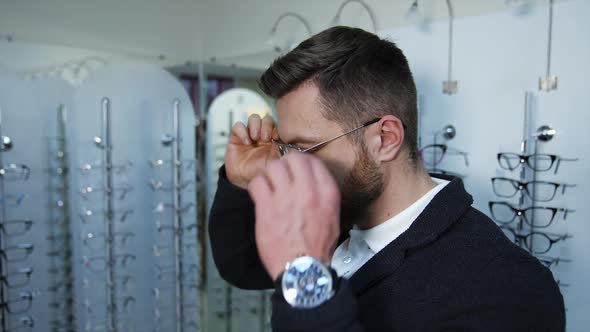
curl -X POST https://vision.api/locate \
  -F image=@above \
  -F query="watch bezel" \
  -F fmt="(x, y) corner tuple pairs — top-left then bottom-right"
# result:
(281, 256), (334, 308)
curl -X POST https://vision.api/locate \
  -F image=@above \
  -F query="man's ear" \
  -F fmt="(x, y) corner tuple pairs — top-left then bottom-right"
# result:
(373, 115), (404, 162)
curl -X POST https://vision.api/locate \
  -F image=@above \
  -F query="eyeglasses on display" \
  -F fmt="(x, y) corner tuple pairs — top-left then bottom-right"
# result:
(491, 177), (576, 202)
(419, 144), (469, 167)
(500, 226), (572, 254)
(0, 164), (30, 181)
(489, 201), (575, 228)
(497, 152), (578, 174)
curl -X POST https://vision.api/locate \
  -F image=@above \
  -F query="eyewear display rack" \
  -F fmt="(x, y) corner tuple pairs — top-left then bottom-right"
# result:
(150, 99), (200, 332)
(0, 106), (35, 332)
(100, 98), (118, 332)
(0, 106), (8, 332)
(494, 92), (576, 275)
(46, 104), (76, 332)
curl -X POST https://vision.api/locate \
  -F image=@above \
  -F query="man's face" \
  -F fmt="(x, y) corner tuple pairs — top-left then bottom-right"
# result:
(276, 83), (384, 230)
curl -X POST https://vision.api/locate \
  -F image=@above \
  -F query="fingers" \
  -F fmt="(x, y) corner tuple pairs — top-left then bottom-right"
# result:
(308, 156), (340, 205)
(230, 114), (275, 146)
(264, 159), (294, 194)
(230, 122), (252, 145)
(261, 115), (275, 142)
(248, 174), (272, 204)
(248, 114), (262, 141)
(284, 152), (315, 193)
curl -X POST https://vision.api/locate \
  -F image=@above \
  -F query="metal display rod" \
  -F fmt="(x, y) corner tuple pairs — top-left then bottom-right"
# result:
(172, 98), (186, 332)
(443, 0), (458, 95)
(100, 98), (117, 332)
(0, 106), (7, 332)
(519, 93), (532, 237)
(540, 0), (558, 92)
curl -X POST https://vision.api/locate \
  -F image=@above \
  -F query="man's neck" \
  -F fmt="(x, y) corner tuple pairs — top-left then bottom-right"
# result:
(356, 164), (437, 230)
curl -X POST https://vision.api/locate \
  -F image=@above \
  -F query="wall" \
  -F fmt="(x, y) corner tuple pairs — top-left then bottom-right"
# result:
(381, 1), (589, 330)
(198, 0), (552, 68)
(1, 0), (553, 72)
(0, 0), (203, 72)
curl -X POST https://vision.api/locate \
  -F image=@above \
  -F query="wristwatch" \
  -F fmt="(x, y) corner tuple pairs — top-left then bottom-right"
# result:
(277, 256), (338, 308)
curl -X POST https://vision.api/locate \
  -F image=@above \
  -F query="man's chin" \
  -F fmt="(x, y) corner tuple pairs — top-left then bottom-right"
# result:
(339, 200), (366, 231)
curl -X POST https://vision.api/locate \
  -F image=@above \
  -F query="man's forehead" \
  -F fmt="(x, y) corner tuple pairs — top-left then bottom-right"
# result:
(275, 84), (327, 141)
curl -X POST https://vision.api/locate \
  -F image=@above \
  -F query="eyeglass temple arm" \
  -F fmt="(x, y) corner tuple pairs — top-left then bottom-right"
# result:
(560, 208), (576, 220)
(302, 119), (380, 153)
(554, 157), (579, 174)
(561, 183), (577, 194)
(445, 147), (470, 166)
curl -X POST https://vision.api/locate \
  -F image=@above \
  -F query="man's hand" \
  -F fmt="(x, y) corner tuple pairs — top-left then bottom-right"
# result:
(248, 153), (341, 281)
(225, 114), (279, 189)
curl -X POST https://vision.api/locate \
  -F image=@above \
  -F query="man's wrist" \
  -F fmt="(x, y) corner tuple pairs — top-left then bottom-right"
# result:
(274, 256), (339, 308)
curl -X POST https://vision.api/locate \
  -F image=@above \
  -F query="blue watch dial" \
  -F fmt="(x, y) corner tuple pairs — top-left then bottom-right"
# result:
(281, 256), (334, 308)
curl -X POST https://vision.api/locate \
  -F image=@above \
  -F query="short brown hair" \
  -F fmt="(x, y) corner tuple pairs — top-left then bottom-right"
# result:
(259, 26), (419, 164)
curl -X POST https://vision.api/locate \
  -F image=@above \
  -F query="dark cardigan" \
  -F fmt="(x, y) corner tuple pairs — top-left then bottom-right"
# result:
(209, 166), (565, 332)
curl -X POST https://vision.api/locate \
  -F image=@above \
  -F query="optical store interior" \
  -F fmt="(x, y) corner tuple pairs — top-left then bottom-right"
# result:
(0, 0), (589, 331)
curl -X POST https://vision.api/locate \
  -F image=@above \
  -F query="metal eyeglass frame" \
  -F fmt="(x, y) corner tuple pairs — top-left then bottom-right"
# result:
(272, 118), (397, 156)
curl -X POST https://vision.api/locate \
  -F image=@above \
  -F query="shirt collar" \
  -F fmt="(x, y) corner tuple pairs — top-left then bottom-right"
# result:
(349, 177), (449, 254)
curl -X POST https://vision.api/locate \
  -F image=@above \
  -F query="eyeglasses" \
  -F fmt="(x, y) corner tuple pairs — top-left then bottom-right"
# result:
(153, 202), (195, 214)
(148, 179), (194, 192)
(7, 315), (35, 331)
(84, 295), (136, 315)
(155, 264), (200, 284)
(82, 231), (135, 250)
(0, 164), (30, 181)
(156, 221), (197, 236)
(82, 254), (136, 272)
(1, 267), (33, 288)
(271, 118), (385, 157)
(556, 280), (569, 288)
(0, 291), (34, 314)
(0, 220), (34, 237)
(84, 317), (134, 332)
(79, 208), (134, 224)
(48, 297), (74, 312)
(0, 244), (34, 262)
(500, 226), (572, 254)
(47, 279), (74, 294)
(419, 144), (469, 167)
(497, 153), (578, 174)
(153, 243), (198, 258)
(536, 256), (571, 269)
(83, 274), (135, 291)
(153, 283), (199, 302)
(491, 177), (576, 202)
(79, 184), (134, 200)
(79, 161), (133, 174)
(0, 193), (27, 207)
(489, 201), (575, 228)
(148, 159), (195, 170)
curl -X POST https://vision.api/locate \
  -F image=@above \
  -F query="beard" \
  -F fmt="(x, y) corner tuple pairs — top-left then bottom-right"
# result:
(336, 145), (384, 232)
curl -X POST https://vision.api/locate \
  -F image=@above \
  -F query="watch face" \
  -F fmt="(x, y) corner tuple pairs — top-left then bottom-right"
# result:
(281, 256), (333, 308)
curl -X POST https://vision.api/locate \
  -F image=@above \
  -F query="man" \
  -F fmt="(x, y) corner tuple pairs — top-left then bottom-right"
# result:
(209, 26), (565, 331)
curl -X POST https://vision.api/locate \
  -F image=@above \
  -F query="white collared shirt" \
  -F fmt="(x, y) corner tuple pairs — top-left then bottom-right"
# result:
(331, 178), (449, 278)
